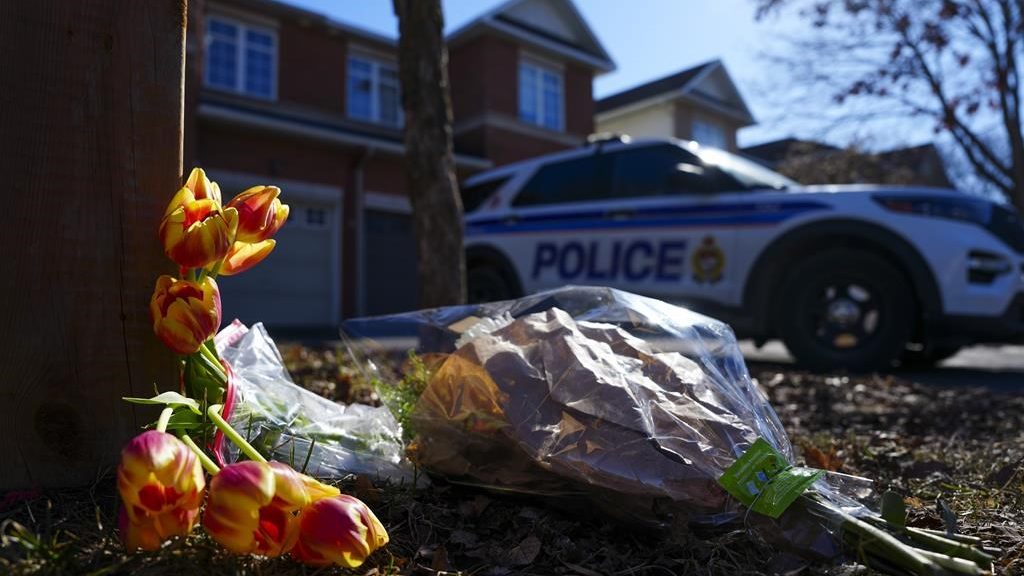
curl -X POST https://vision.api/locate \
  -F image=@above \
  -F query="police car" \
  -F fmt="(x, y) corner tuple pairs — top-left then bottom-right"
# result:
(460, 136), (1024, 371)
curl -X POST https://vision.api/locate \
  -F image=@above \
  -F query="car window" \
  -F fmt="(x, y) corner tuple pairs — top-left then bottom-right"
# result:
(696, 146), (796, 190)
(610, 145), (749, 196)
(512, 155), (611, 206)
(461, 176), (510, 213)
(611, 145), (720, 197)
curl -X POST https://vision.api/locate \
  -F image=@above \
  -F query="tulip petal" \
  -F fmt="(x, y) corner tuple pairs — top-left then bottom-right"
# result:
(219, 240), (275, 276)
(117, 431), (204, 551)
(292, 495), (389, 568)
(150, 277), (222, 355)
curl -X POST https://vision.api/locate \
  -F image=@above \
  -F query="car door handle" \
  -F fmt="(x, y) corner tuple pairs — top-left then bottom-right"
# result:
(502, 216), (519, 225)
(606, 209), (634, 220)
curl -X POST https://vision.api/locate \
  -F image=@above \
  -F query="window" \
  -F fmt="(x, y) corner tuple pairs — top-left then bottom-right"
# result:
(204, 15), (276, 99)
(519, 59), (563, 131)
(513, 156), (611, 206)
(347, 55), (402, 127)
(696, 147), (796, 191)
(691, 118), (728, 149)
(461, 176), (511, 213)
(612, 146), (699, 197)
(292, 206), (331, 230)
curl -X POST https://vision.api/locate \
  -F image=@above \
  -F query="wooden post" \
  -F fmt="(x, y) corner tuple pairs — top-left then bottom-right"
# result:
(0, 1), (185, 488)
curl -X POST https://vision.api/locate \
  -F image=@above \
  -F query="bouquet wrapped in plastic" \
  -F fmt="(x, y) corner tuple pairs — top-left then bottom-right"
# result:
(343, 286), (995, 575)
(215, 320), (415, 483)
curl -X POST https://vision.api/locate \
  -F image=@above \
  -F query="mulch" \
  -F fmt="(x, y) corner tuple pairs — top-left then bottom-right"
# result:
(1, 344), (1022, 575)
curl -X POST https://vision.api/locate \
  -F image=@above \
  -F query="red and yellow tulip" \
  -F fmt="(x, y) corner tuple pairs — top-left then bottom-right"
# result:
(150, 275), (221, 355)
(117, 431), (205, 551)
(203, 461), (339, 557)
(159, 186), (238, 269)
(218, 239), (277, 276)
(291, 494), (390, 568)
(184, 167), (222, 206)
(227, 185), (289, 243)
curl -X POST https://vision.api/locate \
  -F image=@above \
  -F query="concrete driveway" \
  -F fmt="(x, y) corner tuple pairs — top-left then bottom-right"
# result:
(741, 341), (1024, 393)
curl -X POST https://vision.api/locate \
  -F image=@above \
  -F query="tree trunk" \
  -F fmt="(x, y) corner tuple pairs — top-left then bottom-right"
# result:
(0, 0), (184, 489)
(393, 0), (466, 309)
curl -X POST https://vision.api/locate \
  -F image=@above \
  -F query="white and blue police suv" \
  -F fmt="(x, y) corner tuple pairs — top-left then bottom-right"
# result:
(460, 136), (1024, 371)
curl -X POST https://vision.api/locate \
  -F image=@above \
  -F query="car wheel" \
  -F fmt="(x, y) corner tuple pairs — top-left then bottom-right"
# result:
(899, 344), (961, 368)
(777, 249), (914, 372)
(467, 265), (515, 304)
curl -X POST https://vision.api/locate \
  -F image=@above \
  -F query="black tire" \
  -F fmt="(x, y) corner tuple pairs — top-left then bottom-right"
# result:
(899, 344), (961, 368)
(776, 249), (915, 372)
(467, 264), (515, 304)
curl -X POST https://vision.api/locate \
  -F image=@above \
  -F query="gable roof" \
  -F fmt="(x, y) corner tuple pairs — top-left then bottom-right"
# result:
(595, 60), (755, 125)
(447, 0), (615, 73)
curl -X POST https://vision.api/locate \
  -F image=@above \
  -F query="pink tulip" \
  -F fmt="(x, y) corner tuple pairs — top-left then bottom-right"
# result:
(292, 494), (389, 568)
(117, 431), (205, 551)
(203, 461), (339, 557)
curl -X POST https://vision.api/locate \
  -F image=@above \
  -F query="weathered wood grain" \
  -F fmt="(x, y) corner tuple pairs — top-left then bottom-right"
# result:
(0, 0), (186, 488)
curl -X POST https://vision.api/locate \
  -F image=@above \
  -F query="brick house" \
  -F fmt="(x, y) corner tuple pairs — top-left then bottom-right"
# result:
(184, 0), (614, 329)
(594, 59), (754, 152)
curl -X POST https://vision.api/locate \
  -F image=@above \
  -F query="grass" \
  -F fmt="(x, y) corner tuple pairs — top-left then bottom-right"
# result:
(1, 344), (1022, 575)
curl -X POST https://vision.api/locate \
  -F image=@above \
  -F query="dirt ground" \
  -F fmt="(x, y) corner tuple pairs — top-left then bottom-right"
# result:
(1, 343), (1022, 576)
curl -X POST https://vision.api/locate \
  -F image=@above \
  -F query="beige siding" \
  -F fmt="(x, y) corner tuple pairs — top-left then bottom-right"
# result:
(596, 102), (675, 139)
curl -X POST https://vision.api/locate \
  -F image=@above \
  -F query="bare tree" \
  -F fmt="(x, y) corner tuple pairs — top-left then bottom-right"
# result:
(755, 0), (1024, 207)
(777, 143), (919, 185)
(393, 0), (466, 307)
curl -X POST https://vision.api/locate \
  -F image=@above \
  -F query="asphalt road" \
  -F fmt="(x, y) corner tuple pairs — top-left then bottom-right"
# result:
(740, 340), (1024, 393)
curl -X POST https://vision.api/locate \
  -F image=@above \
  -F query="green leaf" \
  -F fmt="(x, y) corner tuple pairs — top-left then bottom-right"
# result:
(164, 409), (205, 432)
(122, 392), (202, 414)
(880, 491), (907, 527)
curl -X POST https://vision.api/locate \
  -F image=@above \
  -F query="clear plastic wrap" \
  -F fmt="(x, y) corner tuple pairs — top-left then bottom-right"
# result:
(342, 286), (877, 562)
(215, 321), (417, 483)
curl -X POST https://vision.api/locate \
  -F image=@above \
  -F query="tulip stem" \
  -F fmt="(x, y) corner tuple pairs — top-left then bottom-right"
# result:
(181, 433), (221, 475)
(156, 407), (174, 433)
(208, 404), (267, 464)
(198, 342), (227, 383)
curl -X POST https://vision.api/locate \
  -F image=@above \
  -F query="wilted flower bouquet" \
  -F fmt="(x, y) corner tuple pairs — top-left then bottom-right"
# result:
(343, 287), (997, 576)
(117, 169), (389, 568)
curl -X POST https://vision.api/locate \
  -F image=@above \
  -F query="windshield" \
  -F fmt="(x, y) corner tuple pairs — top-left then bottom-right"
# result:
(695, 146), (798, 191)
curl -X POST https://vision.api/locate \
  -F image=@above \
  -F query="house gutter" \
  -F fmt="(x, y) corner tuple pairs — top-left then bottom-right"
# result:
(198, 102), (492, 170)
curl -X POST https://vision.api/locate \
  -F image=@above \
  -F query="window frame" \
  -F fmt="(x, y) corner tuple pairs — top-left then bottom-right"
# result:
(346, 52), (404, 128)
(518, 56), (565, 132)
(203, 13), (278, 101)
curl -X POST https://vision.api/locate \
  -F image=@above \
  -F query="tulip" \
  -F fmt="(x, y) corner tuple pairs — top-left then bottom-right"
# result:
(150, 275), (221, 355)
(117, 431), (205, 551)
(203, 461), (339, 557)
(291, 494), (390, 568)
(218, 239), (276, 276)
(184, 167), (222, 206)
(159, 186), (238, 269)
(227, 185), (289, 243)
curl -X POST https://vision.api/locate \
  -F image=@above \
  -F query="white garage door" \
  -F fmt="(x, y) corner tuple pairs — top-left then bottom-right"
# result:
(209, 172), (341, 329)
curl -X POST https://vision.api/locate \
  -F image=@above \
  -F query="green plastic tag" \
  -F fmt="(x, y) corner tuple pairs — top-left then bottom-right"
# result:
(717, 438), (825, 519)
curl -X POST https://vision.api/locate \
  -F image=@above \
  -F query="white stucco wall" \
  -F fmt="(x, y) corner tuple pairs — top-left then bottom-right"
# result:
(595, 103), (675, 140)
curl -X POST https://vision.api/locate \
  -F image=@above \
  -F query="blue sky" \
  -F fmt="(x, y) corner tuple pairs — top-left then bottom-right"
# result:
(280, 0), (932, 149)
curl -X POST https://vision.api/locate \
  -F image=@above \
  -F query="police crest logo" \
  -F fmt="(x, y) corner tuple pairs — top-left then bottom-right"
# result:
(692, 236), (725, 284)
